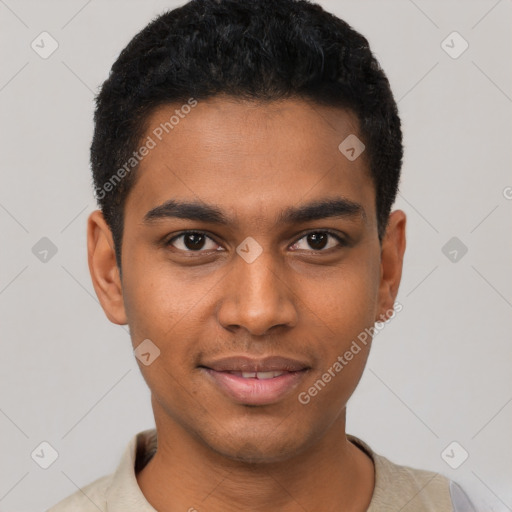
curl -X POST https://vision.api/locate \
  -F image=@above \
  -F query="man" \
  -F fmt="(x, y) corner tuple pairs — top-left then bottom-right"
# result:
(49, 0), (476, 510)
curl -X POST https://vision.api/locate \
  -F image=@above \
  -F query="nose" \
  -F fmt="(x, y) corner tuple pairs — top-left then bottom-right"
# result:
(216, 249), (298, 336)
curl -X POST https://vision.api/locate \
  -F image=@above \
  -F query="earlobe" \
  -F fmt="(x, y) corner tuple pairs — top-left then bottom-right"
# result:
(87, 210), (128, 325)
(376, 210), (406, 323)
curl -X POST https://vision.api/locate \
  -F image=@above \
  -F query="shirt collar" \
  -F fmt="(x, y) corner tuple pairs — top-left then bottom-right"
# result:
(106, 428), (158, 511)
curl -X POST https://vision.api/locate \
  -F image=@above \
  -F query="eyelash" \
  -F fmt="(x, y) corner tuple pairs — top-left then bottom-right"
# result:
(165, 230), (347, 254)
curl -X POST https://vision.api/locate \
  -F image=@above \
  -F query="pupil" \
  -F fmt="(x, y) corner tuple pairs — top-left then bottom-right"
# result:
(185, 233), (205, 250)
(308, 232), (327, 250)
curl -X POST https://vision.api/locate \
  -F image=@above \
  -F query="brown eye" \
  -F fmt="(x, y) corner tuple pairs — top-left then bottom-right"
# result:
(306, 232), (328, 250)
(167, 232), (221, 252)
(290, 231), (345, 252)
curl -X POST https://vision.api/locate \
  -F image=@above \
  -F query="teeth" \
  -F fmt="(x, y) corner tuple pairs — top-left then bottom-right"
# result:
(256, 371), (281, 379)
(238, 371), (286, 379)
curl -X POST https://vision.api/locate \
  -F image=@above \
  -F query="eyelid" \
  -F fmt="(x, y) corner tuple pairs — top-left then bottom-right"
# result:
(166, 230), (222, 252)
(165, 229), (348, 253)
(290, 229), (348, 251)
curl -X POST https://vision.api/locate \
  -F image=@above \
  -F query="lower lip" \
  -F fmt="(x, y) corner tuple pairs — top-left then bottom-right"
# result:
(202, 368), (308, 405)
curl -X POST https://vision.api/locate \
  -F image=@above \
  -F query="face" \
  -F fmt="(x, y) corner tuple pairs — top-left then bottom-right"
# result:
(88, 96), (406, 463)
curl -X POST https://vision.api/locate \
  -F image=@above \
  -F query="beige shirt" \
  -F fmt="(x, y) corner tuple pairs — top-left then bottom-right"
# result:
(47, 429), (475, 511)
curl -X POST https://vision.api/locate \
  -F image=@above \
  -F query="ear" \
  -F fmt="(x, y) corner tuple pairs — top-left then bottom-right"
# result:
(87, 210), (127, 325)
(375, 209), (406, 323)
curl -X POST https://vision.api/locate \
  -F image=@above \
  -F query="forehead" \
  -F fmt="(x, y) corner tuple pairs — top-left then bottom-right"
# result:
(124, 97), (375, 227)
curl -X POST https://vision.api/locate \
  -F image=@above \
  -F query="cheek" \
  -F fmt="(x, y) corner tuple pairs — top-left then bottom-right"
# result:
(296, 249), (380, 404)
(121, 256), (206, 341)
(303, 251), (381, 338)
(122, 266), (203, 402)
(297, 269), (377, 415)
(121, 257), (218, 398)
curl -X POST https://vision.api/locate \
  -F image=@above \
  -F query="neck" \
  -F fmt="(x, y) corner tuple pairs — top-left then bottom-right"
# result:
(137, 402), (374, 512)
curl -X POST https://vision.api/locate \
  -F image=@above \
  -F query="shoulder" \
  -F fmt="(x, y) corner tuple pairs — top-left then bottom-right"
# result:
(46, 428), (157, 512)
(347, 434), (474, 512)
(46, 473), (112, 511)
(372, 452), (453, 511)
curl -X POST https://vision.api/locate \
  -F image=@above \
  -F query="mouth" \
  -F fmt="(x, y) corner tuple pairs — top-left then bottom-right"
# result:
(199, 355), (311, 405)
(223, 370), (291, 379)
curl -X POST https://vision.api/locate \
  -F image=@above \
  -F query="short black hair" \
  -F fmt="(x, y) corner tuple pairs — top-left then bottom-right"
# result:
(91, 0), (403, 268)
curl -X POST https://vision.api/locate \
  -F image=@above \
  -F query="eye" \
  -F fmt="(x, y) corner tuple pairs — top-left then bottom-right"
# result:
(290, 231), (346, 252)
(166, 230), (347, 254)
(166, 231), (222, 252)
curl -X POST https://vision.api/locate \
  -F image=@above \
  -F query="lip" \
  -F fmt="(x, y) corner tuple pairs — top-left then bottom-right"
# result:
(201, 355), (310, 373)
(199, 355), (311, 405)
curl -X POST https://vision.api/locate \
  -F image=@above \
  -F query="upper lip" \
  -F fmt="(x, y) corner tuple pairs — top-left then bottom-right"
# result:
(200, 356), (310, 373)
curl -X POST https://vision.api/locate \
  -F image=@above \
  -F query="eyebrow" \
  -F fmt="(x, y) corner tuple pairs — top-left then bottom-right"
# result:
(142, 197), (366, 226)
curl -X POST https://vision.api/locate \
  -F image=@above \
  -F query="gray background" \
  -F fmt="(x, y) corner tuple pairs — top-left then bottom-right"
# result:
(0, 0), (511, 510)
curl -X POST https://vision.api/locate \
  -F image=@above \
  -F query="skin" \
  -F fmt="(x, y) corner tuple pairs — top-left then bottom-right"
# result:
(87, 96), (406, 512)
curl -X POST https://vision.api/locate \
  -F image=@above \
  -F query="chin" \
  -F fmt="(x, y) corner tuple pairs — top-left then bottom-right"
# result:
(205, 424), (311, 465)
(221, 441), (298, 465)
